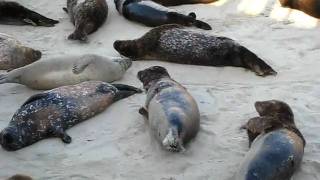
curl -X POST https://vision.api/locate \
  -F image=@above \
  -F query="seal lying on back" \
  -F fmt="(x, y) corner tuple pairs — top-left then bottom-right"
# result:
(152, 0), (217, 6)
(137, 66), (200, 152)
(0, 81), (141, 151)
(0, 1), (59, 26)
(0, 54), (132, 90)
(114, 24), (277, 76)
(280, 0), (320, 18)
(63, 0), (108, 41)
(237, 100), (305, 180)
(0, 33), (41, 71)
(114, 0), (211, 30)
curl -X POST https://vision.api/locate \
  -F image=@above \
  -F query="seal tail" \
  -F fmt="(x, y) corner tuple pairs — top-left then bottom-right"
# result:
(112, 84), (142, 102)
(193, 20), (212, 30)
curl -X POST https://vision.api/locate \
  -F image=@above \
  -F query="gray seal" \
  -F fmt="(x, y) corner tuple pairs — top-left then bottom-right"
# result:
(114, 24), (277, 77)
(137, 66), (200, 152)
(0, 81), (142, 151)
(63, 0), (108, 41)
(237, 100), (305, 180)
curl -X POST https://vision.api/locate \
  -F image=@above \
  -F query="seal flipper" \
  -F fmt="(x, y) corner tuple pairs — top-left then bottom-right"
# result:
(193, 20), (212, 30)
(51, 127), (72, 144)
(139, 107), (148, 119)
(63, 7), (69, 13)
(72, 59), (92, 74)
(22, 92), (50, 106)
(112, 84), (142, 102)
(23, 18), (37, 26)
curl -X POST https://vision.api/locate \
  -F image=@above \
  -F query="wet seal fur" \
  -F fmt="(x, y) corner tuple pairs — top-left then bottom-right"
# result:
(0, 54), (132, 90)
(137, 66), (200, 152)
(63, 0), (108, 41)
(0, 1), (59, 27)
(152, 0), (217, 6)
(114, 0), (212, 30)
(237, 100), (305, 180)
(7, 174), (33, 180)
(0, 81), (142, 151)
(0, 33), (41, 71)
(280, 0), (320, 18)
(114, 24), (277, 77)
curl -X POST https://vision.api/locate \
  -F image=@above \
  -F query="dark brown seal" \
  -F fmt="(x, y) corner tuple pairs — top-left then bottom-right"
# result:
(63, 0), (108, 41)
(0, 1), (59, 26)
(0, 81), (141, 151)
(280, 0), (320, 18)
(152, 0), (217, 6)
(114, 24), (277, 76)
(237, 100), (305, 180)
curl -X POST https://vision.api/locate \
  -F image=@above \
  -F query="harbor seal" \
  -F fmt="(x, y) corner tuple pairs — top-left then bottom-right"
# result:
(280, 0), (320, 18)
(0, 54), (132, 90)
(114, 24), (277, 76)
(237, 100), (305, 180)
(114, 0), (212, 30)
(0, 33), (41, 71)
(137, 66), (200, 152)
(0, 81), (142, 151)
(63, 0), (108, 41)
(0, 1), (59, 27)
(152, 0), (217, 6)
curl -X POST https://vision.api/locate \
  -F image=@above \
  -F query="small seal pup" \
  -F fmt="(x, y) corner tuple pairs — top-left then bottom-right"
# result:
(279, 0), (320, 18)
(0, 1), (59, 27)
(237, 100), (305, 180)
(0, 33), (41, 71)
(63, 0), (108, 41)
(153, 0), (217, 6)
(7, 174), (32, 180)
(0, 81), (142, 151)
(0, 54), (132, 90)
(114, 24), (277, 76)
(137, 66), (200, 152)
(114, 0), (212, 30)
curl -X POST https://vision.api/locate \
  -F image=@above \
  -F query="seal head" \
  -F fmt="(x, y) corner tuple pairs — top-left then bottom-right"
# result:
(137, 66), (170, 90)
(0, 126), (25, 151)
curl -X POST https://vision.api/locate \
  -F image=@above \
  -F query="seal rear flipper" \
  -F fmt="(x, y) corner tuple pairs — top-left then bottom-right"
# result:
(112, 84), (143, 93)
(193, 20), (212, 30)
(0, 17), (30, 25)
(22, 92), (51, 106)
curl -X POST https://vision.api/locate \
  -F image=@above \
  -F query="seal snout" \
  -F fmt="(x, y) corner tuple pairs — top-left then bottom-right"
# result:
(0, 128), (23, 151)
(32, 50), (42, 61)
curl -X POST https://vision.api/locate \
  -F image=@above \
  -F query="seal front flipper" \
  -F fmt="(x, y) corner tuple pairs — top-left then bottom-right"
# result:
(139, 107), (148, 118)
(72, 59), (92, 74)
(51, 127), (72, 144)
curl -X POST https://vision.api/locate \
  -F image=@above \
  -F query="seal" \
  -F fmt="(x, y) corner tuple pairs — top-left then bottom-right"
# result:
(114, 0), (212, 30)
(0, 33), (41, 71)
(63, 0), (108, 41)
(137, 66), (200, 152)
(114, 24), (277, 76)
(152, 0), (217, 6)
(0, 54), (132, 90)
(0, 81), (142, 151)
(7, 174), (33, 180)
(0, 1), (59, 27)
(237, 100), (306, 180)
(279, 0), (320, 18)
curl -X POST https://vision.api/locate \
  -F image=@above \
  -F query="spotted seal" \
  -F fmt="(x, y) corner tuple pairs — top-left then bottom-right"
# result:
(0, 54), (132, 90)
(137, 66), (200, 152)
(114, 24), (277, 76)
(0, 1), (59, 26)
(280, 0), (320, 18)
(237, 100), (305, 180)
(152, 0), (217, 6)
(0, 33), (41, 71)
(63, 0), (108, 41)
(0, 81), (141, 151)
(114, 0), (211, 30)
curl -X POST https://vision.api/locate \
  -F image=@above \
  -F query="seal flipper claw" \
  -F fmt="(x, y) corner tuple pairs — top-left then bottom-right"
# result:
(61, 133), (72, 144)
(51, 127), (72, 144)
(0, 74), (8, 84)
(72, 60), (91, 74)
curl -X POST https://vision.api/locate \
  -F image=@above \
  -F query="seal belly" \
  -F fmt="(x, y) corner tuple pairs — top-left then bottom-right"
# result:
(237, 129), (304, 180)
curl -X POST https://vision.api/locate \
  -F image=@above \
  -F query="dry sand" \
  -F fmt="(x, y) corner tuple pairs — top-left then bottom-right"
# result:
(0, 0), (319, 179)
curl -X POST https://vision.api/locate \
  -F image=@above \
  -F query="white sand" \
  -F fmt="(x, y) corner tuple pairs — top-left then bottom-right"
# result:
(0, 0), (319, 179)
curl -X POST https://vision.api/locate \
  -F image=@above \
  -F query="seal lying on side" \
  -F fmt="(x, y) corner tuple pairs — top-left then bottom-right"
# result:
(0, 33), (41, 71)
(0, 81), (141, 151)
(114, 0), (211, 30)
(279, 0), (320, 18)
(114, 24), (277, 76)
(137, 66), (200, 152)
(153, 0), (217, 6)
(0, 54), (132, 90)
(63, 0), (108, 41)
(237, 100), (305, 180)
(0, 1), (59, 26)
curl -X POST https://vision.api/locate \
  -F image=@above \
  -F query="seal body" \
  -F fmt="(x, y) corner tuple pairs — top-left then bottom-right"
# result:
(114, 24), (277, 76)
(64, 0), (108, 41)
(237, 100), (305, 180)
(0, 33), (41, 71)
(0, 81), (141, 151)
(0, 54), (132, 90)
(280, 0), (320, 18)
(114, 0), (211, 30)
(153, 0), (217, 6)
(0, 1), (59, 26)
(137, 66), (200, 152)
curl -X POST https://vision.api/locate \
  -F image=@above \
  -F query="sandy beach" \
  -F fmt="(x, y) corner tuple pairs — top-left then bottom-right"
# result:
(0, 0), (319, 179)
